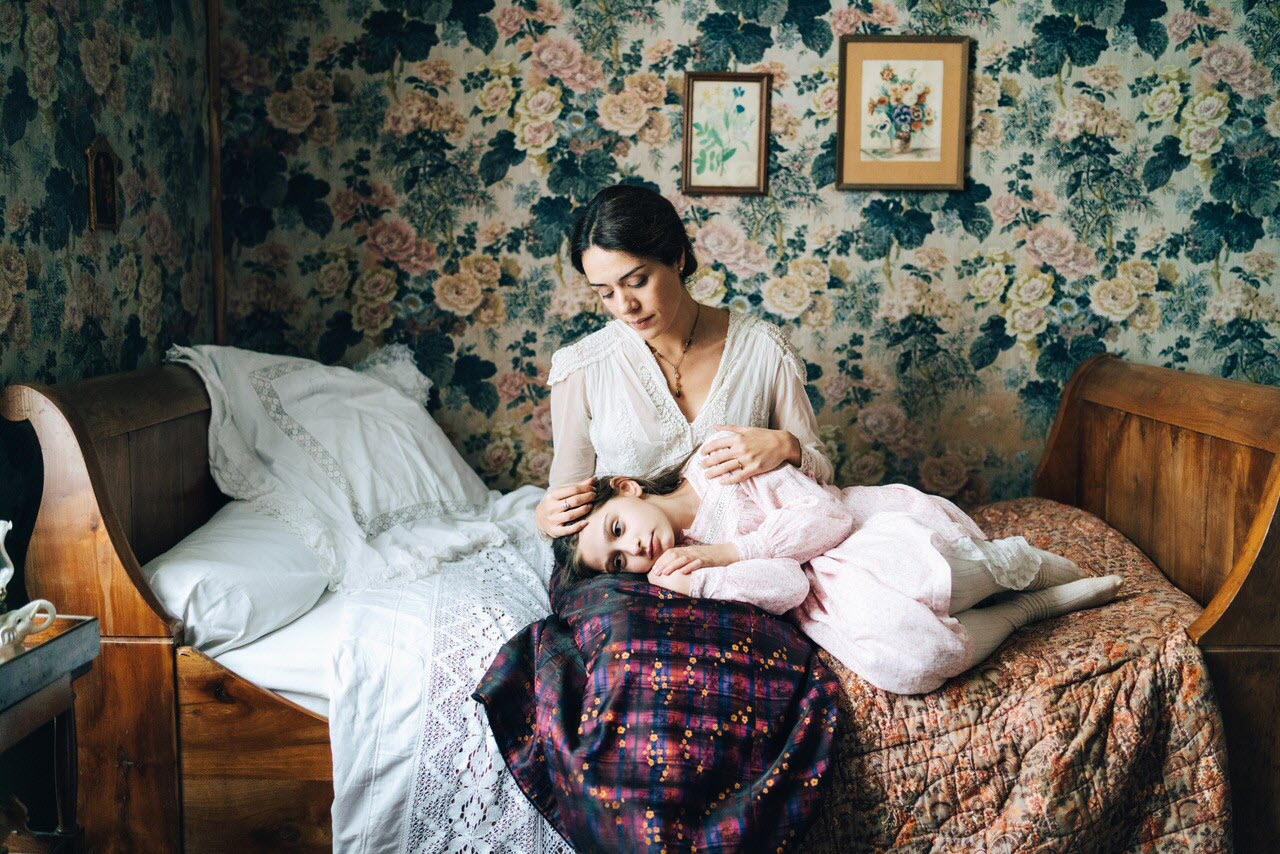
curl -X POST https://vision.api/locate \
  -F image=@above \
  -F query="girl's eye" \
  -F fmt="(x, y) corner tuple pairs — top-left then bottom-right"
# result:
(612, 521), (621, 537)
(612, 555), (622, 572)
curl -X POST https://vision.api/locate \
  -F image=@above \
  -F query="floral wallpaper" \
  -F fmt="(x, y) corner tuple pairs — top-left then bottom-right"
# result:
(0, 0), (212, 599)
(218, 0), (1280, 504)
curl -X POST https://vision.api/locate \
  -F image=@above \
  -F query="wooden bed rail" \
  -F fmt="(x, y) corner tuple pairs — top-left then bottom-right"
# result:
(1035, 353), (1280, 849)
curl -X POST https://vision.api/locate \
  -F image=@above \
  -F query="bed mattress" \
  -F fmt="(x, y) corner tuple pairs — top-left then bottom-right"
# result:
(213, 590), (342, 717)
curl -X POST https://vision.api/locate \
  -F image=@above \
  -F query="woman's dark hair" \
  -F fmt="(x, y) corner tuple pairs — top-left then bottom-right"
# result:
(550, 461), (687, 593)
(569, 184), (698, 280)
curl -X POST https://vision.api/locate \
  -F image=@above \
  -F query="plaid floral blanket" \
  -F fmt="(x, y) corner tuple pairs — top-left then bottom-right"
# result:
(474, 573), (840, 852)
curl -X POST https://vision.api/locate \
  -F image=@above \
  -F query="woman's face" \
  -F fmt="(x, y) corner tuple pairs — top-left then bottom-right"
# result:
(581, 246), (687, 340)
(576, 481), (677, 574)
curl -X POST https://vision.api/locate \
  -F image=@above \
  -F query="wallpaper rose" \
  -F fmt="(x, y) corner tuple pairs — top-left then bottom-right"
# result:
(217, 0), (1280, 502)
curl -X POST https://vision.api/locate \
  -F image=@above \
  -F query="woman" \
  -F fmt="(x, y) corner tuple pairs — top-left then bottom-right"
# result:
(535, 184), (834, 537)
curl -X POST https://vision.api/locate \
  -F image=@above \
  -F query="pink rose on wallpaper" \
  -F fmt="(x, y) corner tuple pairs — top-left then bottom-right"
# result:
(332, 189), (361, 223)
(534, 0), (563, 24)
(494, 6), (528, 40)
(355, 268), (398, 303)
(529, 36), (583, 82)
(918, 453), (969, 498)
(366, 217), (418, 263)
(1166, 11), (1199, 45)
(367, 183), (397, 209)
(830, 8), (864, 37)
(988, 195), (1018, 229)
(561, 56), (604, 94)
(530, 401), (554, 441)
(497, 371), (528, 403)
(1199, 42), (1254, 88)
(1023, 223), (1094, 279)
(694, 219), (746, 266)
(399, 239), (439, 275)
(1028, 187), (1058, 214)
(855, 400), (907, 446)
(870, 0), (899, 27)
(417, 59), (454, 87)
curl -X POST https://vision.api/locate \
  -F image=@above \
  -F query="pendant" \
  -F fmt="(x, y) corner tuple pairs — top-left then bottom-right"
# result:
(673, 370), (681, 398)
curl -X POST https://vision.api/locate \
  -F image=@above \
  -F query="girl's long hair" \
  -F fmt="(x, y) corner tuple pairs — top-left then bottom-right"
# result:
(550, 459), (687, 594)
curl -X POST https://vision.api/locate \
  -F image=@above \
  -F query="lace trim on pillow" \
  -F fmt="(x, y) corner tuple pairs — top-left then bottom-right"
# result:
(547, 325), (622, 385)
(251, 361), (485, 538)
(355, 343), (433, 405)
(249, 492), (345, 588)
(250, 361), (376, 532)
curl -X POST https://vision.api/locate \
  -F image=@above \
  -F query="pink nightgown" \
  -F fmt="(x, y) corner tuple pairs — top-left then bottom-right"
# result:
(677, 434), (1037, 695)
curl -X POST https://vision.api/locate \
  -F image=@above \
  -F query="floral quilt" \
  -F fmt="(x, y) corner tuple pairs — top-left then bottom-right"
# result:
(804, 497), (1230, 852)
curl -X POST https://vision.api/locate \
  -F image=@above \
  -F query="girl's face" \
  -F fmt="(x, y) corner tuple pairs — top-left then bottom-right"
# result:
(576, 480), (678, 574)
(581, 246), (687, 341)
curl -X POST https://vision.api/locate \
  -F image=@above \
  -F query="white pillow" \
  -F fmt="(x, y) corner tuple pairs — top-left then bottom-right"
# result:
(167, 345), (492, 540)
(142, 501), (330, 655)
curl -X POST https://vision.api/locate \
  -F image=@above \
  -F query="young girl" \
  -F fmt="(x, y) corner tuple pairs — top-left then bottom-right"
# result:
(552, 432), (1123, 695)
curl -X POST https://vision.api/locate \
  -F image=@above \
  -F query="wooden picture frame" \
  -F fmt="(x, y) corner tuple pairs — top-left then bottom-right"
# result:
(836, 36), (970, 190)
(85, 136), (121, 232)
(682, 72), (771, 195)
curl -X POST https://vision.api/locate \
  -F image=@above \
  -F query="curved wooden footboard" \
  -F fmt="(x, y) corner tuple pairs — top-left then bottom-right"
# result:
(1, 366), (333, 853)
(1036, 354), (1280, 851)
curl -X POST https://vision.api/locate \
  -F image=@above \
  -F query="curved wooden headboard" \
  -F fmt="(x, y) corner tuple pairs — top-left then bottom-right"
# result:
(1035, 353), (1280, 647)
(1035, 354), (1280, 849)
(1, 365), (225, 638)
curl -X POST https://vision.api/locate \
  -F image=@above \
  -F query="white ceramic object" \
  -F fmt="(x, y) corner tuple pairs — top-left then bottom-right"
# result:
(0, 519), (12, 603)
(0, 599), (56, 662)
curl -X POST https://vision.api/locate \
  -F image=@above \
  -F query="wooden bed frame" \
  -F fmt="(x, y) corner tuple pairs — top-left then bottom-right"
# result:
(2, 353), (1277, 852)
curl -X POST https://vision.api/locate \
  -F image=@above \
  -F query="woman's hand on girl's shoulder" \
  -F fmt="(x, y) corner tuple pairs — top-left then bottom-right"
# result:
(535, 478), (595, 537)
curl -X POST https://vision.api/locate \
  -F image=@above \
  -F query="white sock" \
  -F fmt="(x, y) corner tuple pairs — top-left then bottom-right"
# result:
(955, 575), (1123, 664)
(1026, 547), (1085, 591)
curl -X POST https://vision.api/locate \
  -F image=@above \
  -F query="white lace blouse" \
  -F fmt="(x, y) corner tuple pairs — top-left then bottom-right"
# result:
(547, 310), (834, 487)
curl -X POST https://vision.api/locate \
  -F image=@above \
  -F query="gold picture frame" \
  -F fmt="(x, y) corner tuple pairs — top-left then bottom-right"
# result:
(836, 36), (970, 190)
(682, 71), (772, 196)
(86, 135), (121, 232)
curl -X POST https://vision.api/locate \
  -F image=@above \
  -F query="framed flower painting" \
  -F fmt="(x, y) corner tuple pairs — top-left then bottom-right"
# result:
(836, 36), (970, 190)
(682, 72), (771, 195)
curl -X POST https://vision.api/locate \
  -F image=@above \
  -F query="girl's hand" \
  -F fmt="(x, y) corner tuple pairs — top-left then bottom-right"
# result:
(650, 543), (740, 577)
(535, 478), (595, 537)
(647, 569), (693, 596)
(700, 425), (801, 484)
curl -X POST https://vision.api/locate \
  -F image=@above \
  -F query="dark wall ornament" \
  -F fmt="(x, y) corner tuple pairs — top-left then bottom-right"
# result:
(86, 135), (121, 232)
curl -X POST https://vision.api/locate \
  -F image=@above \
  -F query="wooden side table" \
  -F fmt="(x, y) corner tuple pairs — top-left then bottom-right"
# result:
(0, 617), (100, 854)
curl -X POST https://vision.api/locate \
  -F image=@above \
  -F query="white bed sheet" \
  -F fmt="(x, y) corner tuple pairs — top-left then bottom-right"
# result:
(213, 590), (343, 717)
(330, 486), (570, 853)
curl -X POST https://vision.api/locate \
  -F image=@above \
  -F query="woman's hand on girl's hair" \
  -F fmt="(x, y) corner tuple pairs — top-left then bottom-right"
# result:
(700, 425), (802, 484)
(647, 569), (693, 596)
(535, 478), (595, 537)
(650, 543), (739, 577)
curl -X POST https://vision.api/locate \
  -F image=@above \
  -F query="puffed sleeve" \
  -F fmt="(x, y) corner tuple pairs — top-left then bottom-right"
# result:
(769, 347), (835, 485)
(686, 558), (809, 615)
(729, 462), (853, 564)
(547, 367), (597, 488)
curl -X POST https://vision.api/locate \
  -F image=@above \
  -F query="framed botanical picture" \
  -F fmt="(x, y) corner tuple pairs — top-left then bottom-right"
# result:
(682, 72), (771, 195)
(836, 36), (970, 190)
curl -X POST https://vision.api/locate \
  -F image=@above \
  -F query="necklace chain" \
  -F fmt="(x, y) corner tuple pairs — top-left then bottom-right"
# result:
(647, 305), (701, 399)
